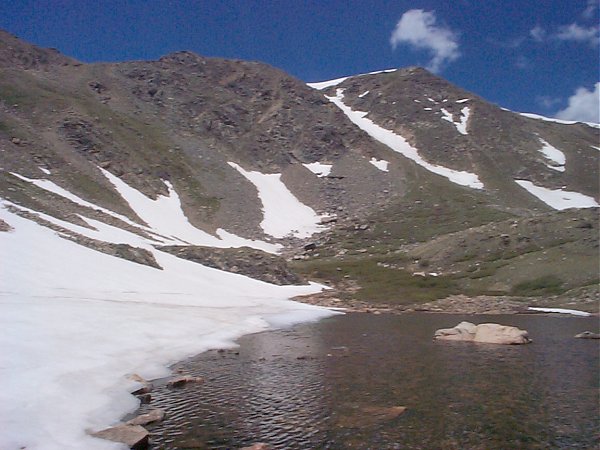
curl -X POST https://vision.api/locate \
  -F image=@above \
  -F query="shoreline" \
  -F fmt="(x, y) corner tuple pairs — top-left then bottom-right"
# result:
(292, 288), (599, 316)
(131, 310), (599, 449)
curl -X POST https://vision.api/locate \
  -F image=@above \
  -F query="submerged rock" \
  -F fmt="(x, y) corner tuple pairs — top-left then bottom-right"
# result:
(434, 321), (531, 344)
(335, 405), (407, 428)
(575, 331), (600, 339)
(127, 408), (165, 426)
(167, 375), (204, 388)
(241, 444), (273, 450)
(91, 424), (149, 449)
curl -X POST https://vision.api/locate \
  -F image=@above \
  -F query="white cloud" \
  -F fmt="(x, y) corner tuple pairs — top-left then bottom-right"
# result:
(390, 9), (460, 73)
(555, 83), (600, 123)
(555, 23), (599, 46)
(530, 25), (546, 42)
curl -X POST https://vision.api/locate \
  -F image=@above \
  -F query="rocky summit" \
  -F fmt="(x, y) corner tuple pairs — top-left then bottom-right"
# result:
(1, 29), (598, 311)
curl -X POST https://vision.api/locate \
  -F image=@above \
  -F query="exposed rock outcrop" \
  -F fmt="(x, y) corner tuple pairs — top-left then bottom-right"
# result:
(434, 321), (531, 344)
(158, 245), (304, 285)
(91, 424), (149, 449)
(575, 331), (600, 339)
(126, 409), (165, 426)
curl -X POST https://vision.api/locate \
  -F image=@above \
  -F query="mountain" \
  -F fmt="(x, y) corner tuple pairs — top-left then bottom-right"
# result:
(1, 30), (598, 450)
(1, 30), (598, 301)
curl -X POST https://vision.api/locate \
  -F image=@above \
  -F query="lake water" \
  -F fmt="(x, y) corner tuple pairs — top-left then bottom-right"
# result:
(140, 313), (599, 449)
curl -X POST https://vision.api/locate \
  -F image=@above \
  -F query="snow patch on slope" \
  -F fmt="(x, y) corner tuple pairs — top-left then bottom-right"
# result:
(440, 107), (470, 135)
(515, 180), (599, 210)
(369, 157), (389, 172)
(519, 112), (600, 129)
(12, 170), (280, 253)
(303, 162), (332, 177)
(528, 307), (591, 316)
(100, 169), (279, 252)
(538, 139), (566, 172)
(306, 68), (397, 90)
(228, 162), (327, 238)
(327, 89), (484, 189)
(0, 205), (333, 450)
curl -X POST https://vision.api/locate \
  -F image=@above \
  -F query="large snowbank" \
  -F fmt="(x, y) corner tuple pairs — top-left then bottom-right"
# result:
(327, 89), (484, 189)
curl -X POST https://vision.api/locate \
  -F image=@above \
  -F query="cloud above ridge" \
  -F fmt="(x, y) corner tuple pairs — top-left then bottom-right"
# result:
(390, 9), (460, 73)
(555, 82), (600, 123)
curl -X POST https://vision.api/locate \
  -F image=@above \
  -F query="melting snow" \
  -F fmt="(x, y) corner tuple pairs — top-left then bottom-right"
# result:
(358, 90), (370, 98)
(456, 98), (470, 103)
(441, 107), (470, 135)
(591, 146), (600, 151)
(0, 205), (334, 450)
(306, 68), (397, 90)
(303, 162), (332, 177)
(519, 112), (600, 129)
(39, 167), (51, 174)
(100, 169), (280, 252)
(538, 139), (566, 172)
(441, 108), (453, 123)
(369, 157), (389, 172)
(515, 180), (599, 210)
(328, 89), (483, 189)
(228, 162), (327, 238)
(528, 307), (591, 317)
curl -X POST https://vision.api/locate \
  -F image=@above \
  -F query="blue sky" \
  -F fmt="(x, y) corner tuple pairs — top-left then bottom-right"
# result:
(1, 0), (598, 121)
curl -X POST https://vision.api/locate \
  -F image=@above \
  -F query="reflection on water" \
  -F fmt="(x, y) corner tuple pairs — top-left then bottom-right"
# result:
(143, 313), (599, 449)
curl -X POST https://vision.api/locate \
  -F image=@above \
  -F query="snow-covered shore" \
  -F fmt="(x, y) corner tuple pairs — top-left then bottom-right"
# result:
(0, 168), (337, 449)
(0, 207), (335, 449)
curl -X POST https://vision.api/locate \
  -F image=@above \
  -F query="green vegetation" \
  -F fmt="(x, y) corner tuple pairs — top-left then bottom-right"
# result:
(511, 275), (565, 296)
(292, 257), (460, 304)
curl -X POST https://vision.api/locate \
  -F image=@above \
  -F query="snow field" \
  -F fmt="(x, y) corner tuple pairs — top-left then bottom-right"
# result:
(327, 89), (484, 189)
(515, 180), (599, 210)
(0, 207), (333, 450)
(228, 162), (327, 238)
(0, 166), (338, 449)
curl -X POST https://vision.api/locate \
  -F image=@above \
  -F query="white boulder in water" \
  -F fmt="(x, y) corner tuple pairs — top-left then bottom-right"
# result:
(434, 321), (531, 345)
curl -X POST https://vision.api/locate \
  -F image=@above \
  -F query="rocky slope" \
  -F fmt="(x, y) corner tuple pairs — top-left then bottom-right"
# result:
(1, 30), (598, 310)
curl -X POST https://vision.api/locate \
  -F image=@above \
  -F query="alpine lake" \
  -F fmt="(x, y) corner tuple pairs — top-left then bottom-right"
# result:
(136, 312), (599, 449)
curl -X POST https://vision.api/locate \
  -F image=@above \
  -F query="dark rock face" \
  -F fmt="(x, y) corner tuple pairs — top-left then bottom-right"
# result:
(158, 246), (304, 285)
